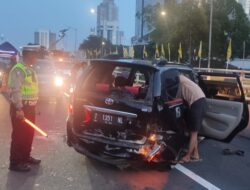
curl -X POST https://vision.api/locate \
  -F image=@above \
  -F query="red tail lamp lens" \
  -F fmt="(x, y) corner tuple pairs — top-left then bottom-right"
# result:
(68, 104), (73, 115)
(83, 108), (91, 123)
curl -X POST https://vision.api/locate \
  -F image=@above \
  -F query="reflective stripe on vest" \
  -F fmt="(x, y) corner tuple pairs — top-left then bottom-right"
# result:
(8, 63), (38, 101)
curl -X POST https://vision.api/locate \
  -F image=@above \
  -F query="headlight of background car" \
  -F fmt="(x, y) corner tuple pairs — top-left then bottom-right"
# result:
(54, 76), (64, 87)
(0, 71), (2, 77)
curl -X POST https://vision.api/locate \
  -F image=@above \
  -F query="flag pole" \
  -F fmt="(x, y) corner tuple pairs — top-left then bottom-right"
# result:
(198, 41), (202, 71)
(168, 43), (171, 62)
(226, 60), (229, 70)
(199, 58), (201, 71)
(243, 41), (246, 60)
(208, 0), (213, 69)
(226, 38), (232, 70)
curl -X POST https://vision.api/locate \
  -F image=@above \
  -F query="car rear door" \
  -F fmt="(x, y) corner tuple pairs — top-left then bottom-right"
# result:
(198, 72), (249, 142)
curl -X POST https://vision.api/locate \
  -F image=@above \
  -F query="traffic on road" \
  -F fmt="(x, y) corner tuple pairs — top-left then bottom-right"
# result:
(1, 0), (250, 189)
(0, 87), (250, 190)
(1, 54), (250, 189)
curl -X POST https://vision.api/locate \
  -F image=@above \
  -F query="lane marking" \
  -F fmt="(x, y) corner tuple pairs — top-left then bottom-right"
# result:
(174, 164), (221, 190)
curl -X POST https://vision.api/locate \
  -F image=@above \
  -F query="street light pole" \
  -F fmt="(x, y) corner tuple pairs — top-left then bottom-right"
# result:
(141, 0), (145, 42)
(208, 0), (213, 69)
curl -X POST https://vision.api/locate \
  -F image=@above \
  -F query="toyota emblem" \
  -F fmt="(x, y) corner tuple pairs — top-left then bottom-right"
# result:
(105, 98), (114, 105)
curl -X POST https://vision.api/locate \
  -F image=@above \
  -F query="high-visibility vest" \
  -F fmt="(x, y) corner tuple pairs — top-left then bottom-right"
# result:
(8, 63), (38, 101)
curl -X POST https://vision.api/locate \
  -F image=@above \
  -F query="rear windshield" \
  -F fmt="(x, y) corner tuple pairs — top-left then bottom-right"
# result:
(79, 63), (153, 100)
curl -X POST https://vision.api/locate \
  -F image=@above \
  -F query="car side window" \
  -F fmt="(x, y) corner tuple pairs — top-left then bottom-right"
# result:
(199, 75), (242, 101)
(161, 70), (180, 101)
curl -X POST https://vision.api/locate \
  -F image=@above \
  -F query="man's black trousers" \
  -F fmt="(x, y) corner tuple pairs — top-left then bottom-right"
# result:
(10, 103), (35, 165)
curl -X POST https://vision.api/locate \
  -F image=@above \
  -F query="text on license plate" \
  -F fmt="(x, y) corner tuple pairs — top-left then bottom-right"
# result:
(93, 113), (124, 125)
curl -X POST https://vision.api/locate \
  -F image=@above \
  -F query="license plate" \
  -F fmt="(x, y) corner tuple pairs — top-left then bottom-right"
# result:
(93, 112), (125, 126)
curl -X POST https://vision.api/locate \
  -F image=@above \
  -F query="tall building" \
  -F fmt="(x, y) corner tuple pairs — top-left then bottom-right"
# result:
(34, 30), (57, 50)
(133, 0), (164, 44)
(117, 31), (125, 45)
(49, 32), (57, 50)
(236, 0), (250, 16)
(97, 0), (123, 45)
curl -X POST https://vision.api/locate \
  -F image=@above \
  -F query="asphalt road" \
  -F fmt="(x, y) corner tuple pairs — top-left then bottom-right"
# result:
(0, 93), (250, 190)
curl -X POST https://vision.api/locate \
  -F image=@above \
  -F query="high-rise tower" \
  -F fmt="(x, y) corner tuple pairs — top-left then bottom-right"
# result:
(97, 0), (120, 44)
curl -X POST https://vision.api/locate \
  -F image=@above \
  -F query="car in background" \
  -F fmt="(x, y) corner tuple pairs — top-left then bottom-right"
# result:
(54, 58), (72, 79)
(66, 59), (249, 168)
(0, 51), (16, 91)
(33, 59), (69, 100)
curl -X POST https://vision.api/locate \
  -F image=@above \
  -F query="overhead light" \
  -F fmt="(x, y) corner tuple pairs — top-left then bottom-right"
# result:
(161, 11), (166, 16)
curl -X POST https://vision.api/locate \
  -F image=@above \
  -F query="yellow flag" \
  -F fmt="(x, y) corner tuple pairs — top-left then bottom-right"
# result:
(143, 45), (148, 59)
(178, 42), (182, 59)
(96, 49), (101, 57)
(155, 44), (160, 58)
(198, 41), (202, 58)
(129, 46), (134, 58)
(89, 50), (93, 58)
(227, 39), (232, 60)
(115, 46), (118, 54)
(123, 47), (128, 58)
(161, 44), (165, 57)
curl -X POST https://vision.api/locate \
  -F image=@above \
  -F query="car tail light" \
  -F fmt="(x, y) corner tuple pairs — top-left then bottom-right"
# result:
(68, 104), (73, 115)
(83, 108), (91, 123)
(148, 134), (157, 143)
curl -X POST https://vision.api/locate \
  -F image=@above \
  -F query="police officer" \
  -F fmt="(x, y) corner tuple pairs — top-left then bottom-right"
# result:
(8, 46), (41, 172)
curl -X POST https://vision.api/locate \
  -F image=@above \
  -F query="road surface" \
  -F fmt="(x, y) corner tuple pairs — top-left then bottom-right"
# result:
(0, 93), (250, 190)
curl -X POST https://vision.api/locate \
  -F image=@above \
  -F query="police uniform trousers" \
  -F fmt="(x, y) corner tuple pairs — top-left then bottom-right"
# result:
(9, 102), (36, 165)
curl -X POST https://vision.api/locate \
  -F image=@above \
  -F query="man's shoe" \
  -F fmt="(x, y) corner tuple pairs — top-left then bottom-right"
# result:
(9, 163), (31, 172)
(27, 157), (41, 165)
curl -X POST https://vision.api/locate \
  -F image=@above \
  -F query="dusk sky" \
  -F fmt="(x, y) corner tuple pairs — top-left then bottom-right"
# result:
(0, 0), (135, 52)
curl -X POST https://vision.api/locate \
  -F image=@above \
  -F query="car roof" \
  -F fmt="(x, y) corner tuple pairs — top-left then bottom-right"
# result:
(90, 59), (157, 70)
(90, 59), (193, 72)
(157, 64), (193, 72)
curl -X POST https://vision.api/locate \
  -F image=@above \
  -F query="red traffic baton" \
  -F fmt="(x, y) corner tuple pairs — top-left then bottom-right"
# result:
(23, 118), (48, 137)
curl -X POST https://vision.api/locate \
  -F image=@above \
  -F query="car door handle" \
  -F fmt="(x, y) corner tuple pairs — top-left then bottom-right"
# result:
(207, 111), (220, 114)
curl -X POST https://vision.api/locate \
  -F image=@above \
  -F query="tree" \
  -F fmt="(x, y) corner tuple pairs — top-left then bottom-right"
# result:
(143, 0), (250, 64)
(208, 0), (250, 59)
(79, 35), (114, 58)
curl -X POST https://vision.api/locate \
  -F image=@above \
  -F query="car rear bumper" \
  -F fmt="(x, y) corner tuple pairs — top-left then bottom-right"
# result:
(67, 118), (184, 165)
(67, 119), (144, 166)
(71, 142), (134, 167)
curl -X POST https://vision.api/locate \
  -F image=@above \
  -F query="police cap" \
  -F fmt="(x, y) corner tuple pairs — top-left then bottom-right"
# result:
(22, 45), (41, 52)
(21, 45), (41, 57)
